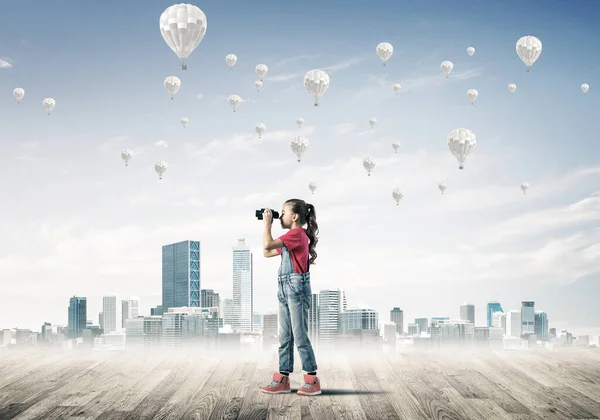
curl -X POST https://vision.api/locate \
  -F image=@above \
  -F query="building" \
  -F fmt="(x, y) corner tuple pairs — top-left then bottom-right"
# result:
(162, 240), (201, 311)
(102, 295), (117, 334)
(460, 302), (475, 325)
(121, 297), (139, 328)
(390, 307), (404, 334)
(534, 311), (549, 341)
(486, 301), (503, 327)
(318, 289), (346, 345)
(506, 310), (521, 338)
(232, 238), (253, 332)
(68, 296), (87, 339)
(201, 289), (220, 311)
(521, 301), (535, 337)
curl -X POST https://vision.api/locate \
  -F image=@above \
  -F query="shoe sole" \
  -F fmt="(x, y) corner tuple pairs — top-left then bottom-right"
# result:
(260, 389), (291, 394)
(297, 390), (322, 396)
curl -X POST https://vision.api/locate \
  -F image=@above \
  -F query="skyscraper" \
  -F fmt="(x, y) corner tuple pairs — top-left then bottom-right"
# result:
(102, 295), (117, 334)
(460, 302), (475, 325)
(122, 296), (139, 328)
(318, 289), (346, 345)
(534, 310), (549, 341)
(68, 296), (87, 339)
(390, 307), (404, 334)
(486, 301), (503, 327)
(233, 238), (253, 332)
(162, 240), (201, 311)
(521, 301), (535, 337)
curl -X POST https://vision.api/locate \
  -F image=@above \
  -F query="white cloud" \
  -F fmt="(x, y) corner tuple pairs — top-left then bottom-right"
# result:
(268, 73), (299, 82)
(196, 93), (204, 99)
(0, 57), (13, 69)
(322, 56), (364, 73)
(273, 54), (321, 68)
(155, 140), (168, 148)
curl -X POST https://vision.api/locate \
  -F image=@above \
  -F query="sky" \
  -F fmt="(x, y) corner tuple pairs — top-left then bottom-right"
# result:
(1, 0), (599, 339)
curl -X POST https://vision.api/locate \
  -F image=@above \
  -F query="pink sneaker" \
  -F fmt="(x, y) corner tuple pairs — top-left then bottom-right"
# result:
(297, 374), (321, 396)
(260, 372), (291, 394)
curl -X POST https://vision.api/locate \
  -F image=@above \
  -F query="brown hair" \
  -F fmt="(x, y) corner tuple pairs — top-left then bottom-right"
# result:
(285, 198), (319, 265)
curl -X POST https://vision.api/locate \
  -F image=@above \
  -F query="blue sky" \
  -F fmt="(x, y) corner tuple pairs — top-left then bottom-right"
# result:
(1, 0), (599, 338)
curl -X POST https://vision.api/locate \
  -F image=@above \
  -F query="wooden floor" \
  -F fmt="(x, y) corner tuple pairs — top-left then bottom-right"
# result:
(1, 346), (600, 420)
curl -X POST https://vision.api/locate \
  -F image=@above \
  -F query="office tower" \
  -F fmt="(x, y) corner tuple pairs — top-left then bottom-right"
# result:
(486, 301), (503, 327)
(68, 296), (87, 339)
(162, 240), (201, 311)
(318, 289), (346, 344)
(534, 311), (549, 341)
(521, 301), (535, 337)
(201, 289), (220, 310)
(222, 298), (235, 328)
(390, 307), (404, 334)
(151, 305), (164, 316)
(506, 310), (521, 338)
(460, 302), (475, 325)
(308, 293), (319, 346)
(102, 295), (117, 334)
(99, 312), (104, 330)
(263, 312), (278, 337)
(121, 297), (139, 328)
(233, 238), (253, 332)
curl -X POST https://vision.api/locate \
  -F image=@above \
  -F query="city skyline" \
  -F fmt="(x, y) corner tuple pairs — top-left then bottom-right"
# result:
(1, 0), (599, 335)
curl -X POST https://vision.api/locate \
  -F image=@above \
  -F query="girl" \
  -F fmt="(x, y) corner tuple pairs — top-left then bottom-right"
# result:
(260, 198), (321, 396)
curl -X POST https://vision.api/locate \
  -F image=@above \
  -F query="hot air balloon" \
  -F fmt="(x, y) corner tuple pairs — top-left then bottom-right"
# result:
(164, 76), (181, 99)
(520, 182), (529, 194)
(392, 142), (401, 154)
(392, 188), (403, 205)
(467, 47), (475, 56)
(296, 117), (304, 130)
(255, 64), (268, 81)
(447, 128), (476, 169)
(304, 69), (330, 106)
(376, 42), (393, 66)
(441, 61), (454, 78)
(181, 117), (189, 128)
(228, 94), (242, 112)
(467, 89), (479, 105)
(226, 54), (237, 69)
(42, 98), (55, 115)
(581, 84), (590, 93)
(13, 88), (24, 103)
(255, 80), (263, 92)
(121, 149), (133, 167)
(255, 123), (266, 139)
(393, 83), (401, 95)
(155, 160), (168, 179)
(159, 4), (207, 70)
(369, 117), (377, 129)
(363, 158), (376, 176)
(516, 36), (542, 72)
(438, 182), (447, 194)
(508, 83), (517, 94)
(309, 182), (317, 194)
(291, 136), (309, 162)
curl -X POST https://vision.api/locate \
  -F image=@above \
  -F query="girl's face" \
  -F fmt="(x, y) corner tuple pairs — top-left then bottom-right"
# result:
(279, 203), (297, 229)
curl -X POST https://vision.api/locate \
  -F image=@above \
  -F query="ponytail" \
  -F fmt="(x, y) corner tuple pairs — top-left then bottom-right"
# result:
(285, 199), (319, 265)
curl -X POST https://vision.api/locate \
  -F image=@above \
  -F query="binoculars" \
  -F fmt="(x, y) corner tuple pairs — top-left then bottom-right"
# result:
(255, 208), (280, 220)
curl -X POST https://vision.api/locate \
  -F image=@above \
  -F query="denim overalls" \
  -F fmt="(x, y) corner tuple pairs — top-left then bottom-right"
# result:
(277, 246), (318, 373)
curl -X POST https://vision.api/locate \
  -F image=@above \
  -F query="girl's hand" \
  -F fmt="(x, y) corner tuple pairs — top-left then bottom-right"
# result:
(263, 208), (273, 227)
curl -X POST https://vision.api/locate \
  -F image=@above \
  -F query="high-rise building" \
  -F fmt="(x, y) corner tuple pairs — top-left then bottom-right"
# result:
(162, 240), (201, 311)
(201, 289), (220, 311)
(414, 318), (428, 334)
(390, 307), (404, 334)
(102, 295), (117, 334)
(68, 296), (87, 339)
(521, 301), (535, 337)
(506, 310), (521, 338)
(309, 293), (319, 345)
(534, 311), (549, 341)
(318, 289), (346, 345)
(460, 302), (475, 325)
(486, 301), (503, 327)
(232, 238), (253, 332)
(121, 297), (139, 328)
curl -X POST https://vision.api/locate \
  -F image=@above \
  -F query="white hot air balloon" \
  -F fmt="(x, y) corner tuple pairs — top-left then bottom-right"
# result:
(467, 88), (479, 105)
(42, 98), (55, 115)
(159, 4), (207, 70)
(392, 142), (401, 154)
(438, 182), (447, 194)
(226, 54), (237, 69)
(164, 76), (181, 99)
(296, 117), (304, 130)
(581, 83), (590, 93)
(508, 83), (517, 94)
(255, 80), (263, 92)
(13, 88), (25, 103)
(309, 182), (317, 195)
(255, 64), (268, 81)
(291, 136), (309, 162)
(516, 36), (542, 72)
(121, 149), (133, 167)
(154, 160), (168, 180)
(393, 83), (401, 95)
(369, 117), (377, 129)
(447, 128), (476, 170)
(304, 69), (330, 106)
(441, 61), (454, 78)
(467, 47), (475, 56)
(255, 123), (266, 139)
(181, 117), (189, 128)
(376, 42), (393, 66)
(520, 182), (529, 194)
(228, 94), (242, 112)
(362, 158), (376, 176)
(392, 188), (403, 205)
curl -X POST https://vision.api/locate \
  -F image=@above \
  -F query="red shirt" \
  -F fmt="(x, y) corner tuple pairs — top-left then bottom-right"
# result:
(276, 228), (309, 273)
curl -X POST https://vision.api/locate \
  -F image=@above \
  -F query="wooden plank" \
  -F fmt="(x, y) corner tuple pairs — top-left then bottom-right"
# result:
(237, 348), (278, 420)
(320, 351), (368, 420)
(0, 351), (71, 390)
